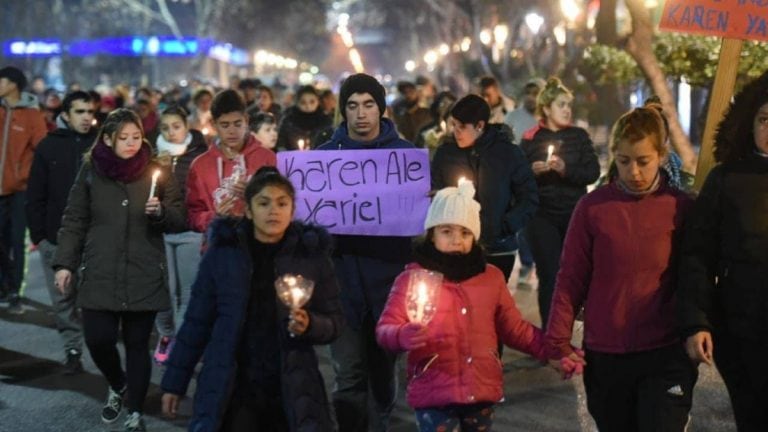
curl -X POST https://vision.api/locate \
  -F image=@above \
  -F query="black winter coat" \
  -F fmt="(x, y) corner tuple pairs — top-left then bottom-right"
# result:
(53, 157), (187, 311)
(520, 125), (600, 220)
(26, 126), (97, 245)
(432, 124), (538, 254)
(161, 218), (343, 432)
(678, 155), (768, 340)
(277, 107), (332, 151)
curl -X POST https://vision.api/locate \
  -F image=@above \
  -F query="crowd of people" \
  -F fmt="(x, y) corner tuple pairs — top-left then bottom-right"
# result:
(0, 62), (767, 432)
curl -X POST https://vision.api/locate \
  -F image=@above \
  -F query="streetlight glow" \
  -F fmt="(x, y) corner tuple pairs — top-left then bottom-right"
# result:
(554, 22), (567, 46)
(560, 0), (581, 22)
(423, 50), (438, 65)
(460, 37), (472, 52)
(479, 29), (492, 46)
(525, 13), (545, 35)
(493, 24), (509, 45)
(438, 43), (450, 56)
(405, 60), (416, 72)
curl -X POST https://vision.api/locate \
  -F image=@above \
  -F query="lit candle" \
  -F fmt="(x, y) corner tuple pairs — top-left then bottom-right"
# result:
(458, 176), (467, 187)
(202, 127), (210, 136)
(415, 281), (428, 323)
(546, 145), (554, 162)
(91, 119), (97, 126)
(440, 120), (447, 131)
(148, 170), (161, 199)
(290, 287), (304, 308)
(297, 139), (305, 151)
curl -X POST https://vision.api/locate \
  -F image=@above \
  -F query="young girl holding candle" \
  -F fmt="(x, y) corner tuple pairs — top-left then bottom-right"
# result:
(53, 108), (187, 431)
(161, 167), (343, 432)
(376, 181), (559, 432)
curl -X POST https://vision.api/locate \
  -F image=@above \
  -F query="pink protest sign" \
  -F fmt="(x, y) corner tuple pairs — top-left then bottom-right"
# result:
(660, 0), (768, 42)
(278, 149), (431, 236)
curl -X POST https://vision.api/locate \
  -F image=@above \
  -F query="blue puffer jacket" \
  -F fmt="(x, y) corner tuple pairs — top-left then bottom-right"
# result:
(160, 218), (344, 432)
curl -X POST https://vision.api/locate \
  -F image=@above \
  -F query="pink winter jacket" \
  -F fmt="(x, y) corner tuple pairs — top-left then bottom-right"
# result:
(376, 263), (548, 409)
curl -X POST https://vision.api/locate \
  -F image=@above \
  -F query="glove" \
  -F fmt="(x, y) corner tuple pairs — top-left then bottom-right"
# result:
(398, 322), (429, 351)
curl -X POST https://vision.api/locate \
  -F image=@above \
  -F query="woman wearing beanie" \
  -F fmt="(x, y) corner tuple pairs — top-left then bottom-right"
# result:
(53, 108), (187, 432)
(376, 180), (556, 432)
(519, 77), (600, 329)
(546, 104), (697, 431)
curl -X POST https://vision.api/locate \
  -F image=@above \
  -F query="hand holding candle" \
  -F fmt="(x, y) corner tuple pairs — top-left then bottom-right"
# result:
(275, 274), (316, 336)
(546, 144), (554, 162)
(297, 139), (306, 151)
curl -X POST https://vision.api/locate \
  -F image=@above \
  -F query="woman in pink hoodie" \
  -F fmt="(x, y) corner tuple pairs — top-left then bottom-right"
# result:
(376, 181), (551, 431)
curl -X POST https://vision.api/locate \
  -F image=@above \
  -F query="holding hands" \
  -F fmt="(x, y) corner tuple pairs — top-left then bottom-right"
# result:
(550, 347), (587, 380)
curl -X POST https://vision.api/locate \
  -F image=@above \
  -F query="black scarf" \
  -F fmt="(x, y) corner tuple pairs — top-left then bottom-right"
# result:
(413, 238), (486, 282)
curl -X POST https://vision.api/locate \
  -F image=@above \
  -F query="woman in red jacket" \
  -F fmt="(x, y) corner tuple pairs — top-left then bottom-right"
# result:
(376, 180), (549, 432)
(546, 103), (697, 431)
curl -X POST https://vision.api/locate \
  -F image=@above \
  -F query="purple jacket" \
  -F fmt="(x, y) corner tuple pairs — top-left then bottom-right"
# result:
(547, 181), (693, 357)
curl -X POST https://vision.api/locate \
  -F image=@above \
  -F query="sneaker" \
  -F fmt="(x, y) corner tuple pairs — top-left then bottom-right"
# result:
(124, 412), (146, 432)
(63, 348), (84, 375)
(153, 336), (175, 365)
(101, 385), (126, 423)
(7, 294), (24, 315)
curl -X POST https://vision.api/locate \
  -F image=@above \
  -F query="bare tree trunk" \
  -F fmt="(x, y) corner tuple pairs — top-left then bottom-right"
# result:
(624, 0), (697, 172)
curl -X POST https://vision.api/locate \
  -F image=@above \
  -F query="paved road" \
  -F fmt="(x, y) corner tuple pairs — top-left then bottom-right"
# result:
(0, 251), (736, 431)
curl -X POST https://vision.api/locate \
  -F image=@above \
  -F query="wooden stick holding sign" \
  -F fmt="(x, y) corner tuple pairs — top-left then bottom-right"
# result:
(693, 38), (742, 191)
(659, 0), (768, 190)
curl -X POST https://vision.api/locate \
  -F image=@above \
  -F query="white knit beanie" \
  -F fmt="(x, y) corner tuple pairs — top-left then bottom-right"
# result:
(424, 180), (481, 239)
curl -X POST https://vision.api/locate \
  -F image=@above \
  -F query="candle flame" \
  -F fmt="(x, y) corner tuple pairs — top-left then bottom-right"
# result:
(202, 127), (210, 135)
(458, 176), (467, 186)
(298, 139), (305, 150)
(91, 119), (97, 126)
(152, 170), (161, 181)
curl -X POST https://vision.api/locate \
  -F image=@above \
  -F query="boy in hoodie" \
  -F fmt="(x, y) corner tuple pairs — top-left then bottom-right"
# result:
(186, 89), (276, 234)
(0, 66), (47, 314)
(316, 73), (414, 432)
(26, 90), (96, 373)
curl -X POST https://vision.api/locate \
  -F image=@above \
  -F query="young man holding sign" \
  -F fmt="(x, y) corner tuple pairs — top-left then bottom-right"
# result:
(317, 73), (415, 432)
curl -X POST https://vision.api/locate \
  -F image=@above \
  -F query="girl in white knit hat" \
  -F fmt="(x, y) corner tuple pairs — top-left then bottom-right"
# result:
(376, 181), (571, 431)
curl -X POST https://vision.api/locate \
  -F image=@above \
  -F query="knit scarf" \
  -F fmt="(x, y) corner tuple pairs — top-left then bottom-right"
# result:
(413, 238), (486, 282)
(91, 139), (151, 183)
(156, 132), (192, 156)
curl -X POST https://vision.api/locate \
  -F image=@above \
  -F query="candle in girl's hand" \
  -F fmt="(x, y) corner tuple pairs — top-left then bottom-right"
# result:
(148, 170), (161, 199)
(546, 145), (554, 162)
(458, 176), (467, 187)
(298, 139), (306, 151)
(202, 127), (210, 136)
(415, 282), (428, 323)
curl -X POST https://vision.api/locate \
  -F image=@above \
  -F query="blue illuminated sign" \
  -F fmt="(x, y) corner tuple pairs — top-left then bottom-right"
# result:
(3, 36), (246, 64)
(3, 39), (62, 56)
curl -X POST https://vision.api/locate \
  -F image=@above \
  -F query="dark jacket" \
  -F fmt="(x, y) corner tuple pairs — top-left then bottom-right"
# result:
(276, 107), (332, 151)
(316, 118), (415, 263)
(678, 156), (768, 341)
(520, 124), (600, 220)
(161, 218), (343, 432)
(154, 129), (208, 205)
(53, 155), (187, 311)
(26, 122), (97, 245)
(431, 124), (538, 254)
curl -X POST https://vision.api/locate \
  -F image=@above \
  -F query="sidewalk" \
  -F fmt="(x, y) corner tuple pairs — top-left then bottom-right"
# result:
(0, 251), (736, 431)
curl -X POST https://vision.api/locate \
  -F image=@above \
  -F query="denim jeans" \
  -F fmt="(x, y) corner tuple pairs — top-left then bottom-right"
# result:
(154, 231), (203, 337)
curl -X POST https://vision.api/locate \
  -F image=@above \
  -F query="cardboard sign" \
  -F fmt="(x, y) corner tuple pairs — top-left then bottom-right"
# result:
(278, 149), (431, 236)
(660, 0), (768, 42)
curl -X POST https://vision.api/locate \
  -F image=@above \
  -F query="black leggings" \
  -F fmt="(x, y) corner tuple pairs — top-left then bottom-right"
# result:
(82, 309), (156, 413)
(525, 214), (570, 329)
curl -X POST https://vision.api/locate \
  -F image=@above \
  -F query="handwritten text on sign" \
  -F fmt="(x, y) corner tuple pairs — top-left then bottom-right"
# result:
(660, 0), (768, 42)
(278, 149), (431, 236)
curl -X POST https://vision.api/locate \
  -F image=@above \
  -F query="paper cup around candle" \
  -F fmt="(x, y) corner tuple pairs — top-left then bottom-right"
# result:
(275, 273), (315, 310)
